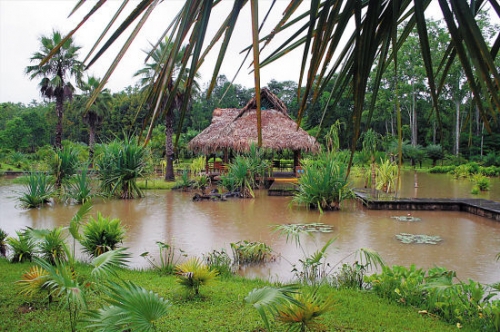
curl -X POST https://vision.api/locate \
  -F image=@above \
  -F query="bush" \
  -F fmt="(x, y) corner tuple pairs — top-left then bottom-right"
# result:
(18, 172), (54, 208)
(80, 213), (126, 257)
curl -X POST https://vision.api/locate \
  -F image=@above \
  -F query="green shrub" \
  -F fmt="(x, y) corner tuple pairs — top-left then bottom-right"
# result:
(7, 229), (37, 263)
(18, 172), (54, 208)
(0, 228), (8, 257)
(230, 240), (273, 265)
(204, 249), (233, 278)
(175, 257), (218, 295)
(429, 165), (455, 174)
(291, 151), (354, 212)
(80, 213), (126, 257)
(141, 241), (186, 275)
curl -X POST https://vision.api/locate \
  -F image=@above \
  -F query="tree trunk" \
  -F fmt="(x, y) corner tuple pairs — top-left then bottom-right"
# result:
(455, 99), (460, 156)
(88, 122), (96, 166)
(164, 113), (175, 181)
(55, 95), (64, 150)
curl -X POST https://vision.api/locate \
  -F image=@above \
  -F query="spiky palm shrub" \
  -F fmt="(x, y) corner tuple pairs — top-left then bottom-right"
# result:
(65, 166), (94, 204)
(275, 289), (335, 332)
(230, 240), (273, 265)
(246, 143), (271, 187)
(80, 213), (125, 257)
(220, 156), (254, 197)
(7, 229), (37, 263)
(175, 257), (218, 295)
(84, 280), (171, 331)
(375, 159), (398, 193)
(51, 146), (80, 188)
(0, 228), (7, 257)
(96, 139), (150, 199)
(18, 172), (54, 208)
(37, 227), (68, 265)
(291, 152), (354, 212)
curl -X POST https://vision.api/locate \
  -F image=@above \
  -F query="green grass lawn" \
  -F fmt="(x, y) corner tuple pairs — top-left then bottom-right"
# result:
(0, 258), (477, 332)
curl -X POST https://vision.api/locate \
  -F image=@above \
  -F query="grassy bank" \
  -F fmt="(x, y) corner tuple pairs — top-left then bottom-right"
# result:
(0, 258), (474, 332)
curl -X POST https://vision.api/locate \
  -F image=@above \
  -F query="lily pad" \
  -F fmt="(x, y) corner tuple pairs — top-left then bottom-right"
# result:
(396, 233), (442, 244)
(391, 215), (421, 222)
(273, 223), (334, 234)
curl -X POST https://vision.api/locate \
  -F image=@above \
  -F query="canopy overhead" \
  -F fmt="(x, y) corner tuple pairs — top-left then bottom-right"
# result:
(188, 88), (320, 154)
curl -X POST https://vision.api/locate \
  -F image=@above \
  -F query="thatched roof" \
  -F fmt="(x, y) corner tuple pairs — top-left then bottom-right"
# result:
(188, 88), (319, 154)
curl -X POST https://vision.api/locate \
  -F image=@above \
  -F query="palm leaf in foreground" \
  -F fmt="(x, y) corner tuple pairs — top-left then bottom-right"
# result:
(84, 280), (171, 332)
(244, 284), (302, 330)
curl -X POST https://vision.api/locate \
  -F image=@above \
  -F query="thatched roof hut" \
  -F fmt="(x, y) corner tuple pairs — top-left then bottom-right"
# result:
(188, 88), (320, 155)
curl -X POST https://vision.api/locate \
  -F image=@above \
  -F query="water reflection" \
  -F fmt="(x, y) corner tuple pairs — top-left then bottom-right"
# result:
(1, 172), (500, 285)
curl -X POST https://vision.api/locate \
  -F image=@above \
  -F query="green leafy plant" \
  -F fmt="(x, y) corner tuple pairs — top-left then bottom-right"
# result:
(141, 241), (186, 275)
(51, 146), (80, 188)
(203, 249), (233, 278)
(33, 227), (68, 265)
(193, 173), (211, 194)
(0, 228), (7, 257)
(175, 257), (218, 295)
(244, 284), (302, 331)
(230, 240), (273, 265)
(291, 151), (354, 212)
(376, 159), (398, 193)
(220, 156), (255, 198)
(95, 138), (150, 199)
(7, 229), (37, 263)
(84, 280), (171, 331)
(275, 288), (335, 332)
(65, 166), (94, 204)
(80, 212), (126, 257)
(18, 172), (54, 208)
(190, 156), (206, 174)
(471, 173), (490, 192)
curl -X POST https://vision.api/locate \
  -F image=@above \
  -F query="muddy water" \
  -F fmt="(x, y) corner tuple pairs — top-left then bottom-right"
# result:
(1, 172), (500, 285)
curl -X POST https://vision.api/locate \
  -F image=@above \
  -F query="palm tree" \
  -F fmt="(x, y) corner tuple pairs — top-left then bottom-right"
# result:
(78, 75), (112, 162)
(61, 1), (499, 157)
(135, 39), (200, 181)
(26, 30), (83, 150)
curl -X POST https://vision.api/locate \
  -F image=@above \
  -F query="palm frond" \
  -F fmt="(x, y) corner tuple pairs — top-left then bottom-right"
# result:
(245, 284), (302, 331)
(91, 248), (131, 279)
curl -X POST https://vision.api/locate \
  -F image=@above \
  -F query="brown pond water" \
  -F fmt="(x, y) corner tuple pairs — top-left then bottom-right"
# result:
(1, 171), (500, 285)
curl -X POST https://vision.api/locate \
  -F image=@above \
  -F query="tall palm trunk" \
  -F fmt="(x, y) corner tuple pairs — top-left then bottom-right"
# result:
(164, 112), (175, 181)
(55, 94), (64, 150)
(88, 121), (96, 165)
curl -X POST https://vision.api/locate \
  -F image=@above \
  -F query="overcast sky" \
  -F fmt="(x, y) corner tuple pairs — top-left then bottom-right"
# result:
(0, 0), (305, 104)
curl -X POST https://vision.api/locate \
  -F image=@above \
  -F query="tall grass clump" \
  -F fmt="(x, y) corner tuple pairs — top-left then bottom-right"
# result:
(291, 151), (354, 212)
(95, 138), (150, 199)
(18, 172), (54, 208)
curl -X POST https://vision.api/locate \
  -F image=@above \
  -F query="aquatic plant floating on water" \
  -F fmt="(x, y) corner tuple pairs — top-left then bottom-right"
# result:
(391, 215), (421, 222)
(396, 233), (442, 244)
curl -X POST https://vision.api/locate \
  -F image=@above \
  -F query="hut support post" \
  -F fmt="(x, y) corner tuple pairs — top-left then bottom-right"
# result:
(293, 150), (301, 176)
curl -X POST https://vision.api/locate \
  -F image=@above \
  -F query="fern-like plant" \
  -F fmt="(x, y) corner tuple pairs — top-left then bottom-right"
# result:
(175, 257), (217, 295)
